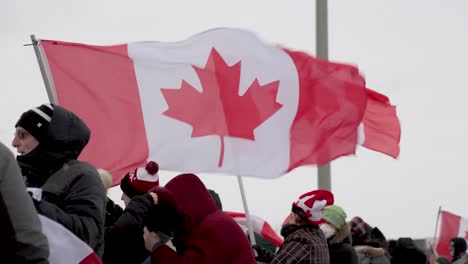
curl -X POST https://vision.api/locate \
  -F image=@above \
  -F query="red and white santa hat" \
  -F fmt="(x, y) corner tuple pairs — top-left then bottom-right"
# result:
(120, 161), (160, 198)
(292, 190), (334, 225)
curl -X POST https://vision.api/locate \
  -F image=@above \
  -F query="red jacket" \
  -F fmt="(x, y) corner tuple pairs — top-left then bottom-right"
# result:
(151, 174), (256, 264)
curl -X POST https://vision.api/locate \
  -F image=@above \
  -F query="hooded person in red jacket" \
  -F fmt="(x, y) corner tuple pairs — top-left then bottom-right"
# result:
(143, 173), (256, 264)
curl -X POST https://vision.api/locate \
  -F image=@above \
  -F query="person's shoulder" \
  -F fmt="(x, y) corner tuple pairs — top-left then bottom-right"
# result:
(0, 142), (14, 158)
(64, 160), (99, 178)
(0, 143), (16, 180)
(285, 225), (324, 244)
(335, 242), (357, 255)
(453, 255), (468, 264)
(194, 211), (245, 239)
(62, 160), (104, 189)
(202, 210), (239, 229)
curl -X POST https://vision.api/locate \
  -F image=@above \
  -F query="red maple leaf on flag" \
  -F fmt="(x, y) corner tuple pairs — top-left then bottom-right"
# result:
(161, 48), (283, 167)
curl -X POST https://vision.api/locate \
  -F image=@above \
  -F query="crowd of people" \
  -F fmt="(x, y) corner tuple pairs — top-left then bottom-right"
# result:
(1, 103), (467, 264)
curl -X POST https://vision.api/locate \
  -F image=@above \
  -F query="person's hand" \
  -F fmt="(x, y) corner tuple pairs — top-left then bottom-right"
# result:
(148, 192), (158, 205)
(252, 245), (273, 262)
(143, 226), (161, 251)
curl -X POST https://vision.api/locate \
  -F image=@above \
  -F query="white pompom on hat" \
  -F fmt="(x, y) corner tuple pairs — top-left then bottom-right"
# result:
(120, 161), (159, 198)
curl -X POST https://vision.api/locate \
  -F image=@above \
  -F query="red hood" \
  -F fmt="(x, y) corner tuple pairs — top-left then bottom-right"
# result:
(163, 174), (218, 231)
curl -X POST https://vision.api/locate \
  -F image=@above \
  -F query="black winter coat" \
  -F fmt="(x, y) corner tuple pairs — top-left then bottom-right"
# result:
(329, 241), (359, 264)
(103, 194), (154, 264)
(105, 197), (124, 227)
(0, 143), (49, 263)
(328, 224), (359, 264)
(18, 104), (106, 256)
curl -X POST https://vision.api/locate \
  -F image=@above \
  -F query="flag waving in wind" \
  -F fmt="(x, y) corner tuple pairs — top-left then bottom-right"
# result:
(39, 28), (400, 184)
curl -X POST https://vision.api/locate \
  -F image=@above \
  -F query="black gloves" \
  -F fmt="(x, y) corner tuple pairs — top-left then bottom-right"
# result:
(252, 244), (274, 263)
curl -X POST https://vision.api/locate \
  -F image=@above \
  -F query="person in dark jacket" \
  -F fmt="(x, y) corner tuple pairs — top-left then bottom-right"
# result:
(98, 168), (124, 227)
(103, 161), (160, 264)
(350, 216), (391, 264)
(450, 237), (468, 264)
(321, 205), (358, 264)
(12, 104), (106, 256)
(389, 237), (427, 264)
(144, 173), (256, 264)
(253, 190), (333, 264)
(0, 142), (49, 263)
(350, 216), (374, 246)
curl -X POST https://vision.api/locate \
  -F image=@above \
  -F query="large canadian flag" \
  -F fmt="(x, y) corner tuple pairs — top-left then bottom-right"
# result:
(435, 210), (468, 258)
(39, 28), (400, 183)
(39, 215), (102, 264)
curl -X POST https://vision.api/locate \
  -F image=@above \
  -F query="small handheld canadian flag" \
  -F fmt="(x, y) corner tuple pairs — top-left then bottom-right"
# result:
(435, 210), (468, 259)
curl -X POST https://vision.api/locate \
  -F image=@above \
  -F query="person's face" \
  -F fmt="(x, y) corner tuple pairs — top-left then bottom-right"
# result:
(287, 212), (301, 225)
(12, 127), (39, 155)
(121, 193), (131, 207)
(449, 241), (455, 256)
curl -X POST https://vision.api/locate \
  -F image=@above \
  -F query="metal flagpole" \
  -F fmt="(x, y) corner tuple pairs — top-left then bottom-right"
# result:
(237, 175), (257, 246)
(316, 0), (331, 191)
(29, 35), (58, 104)
(431, 206), (442, 257)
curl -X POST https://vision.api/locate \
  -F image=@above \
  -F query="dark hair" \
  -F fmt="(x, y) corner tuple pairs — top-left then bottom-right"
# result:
(291, 205), (309, 221)
(143, 187), (182, 235)
(144, 203), (182, 235)
(397, 237), (416, 249)
(208, 189), (223, 210)
(450, 237), (468, 260)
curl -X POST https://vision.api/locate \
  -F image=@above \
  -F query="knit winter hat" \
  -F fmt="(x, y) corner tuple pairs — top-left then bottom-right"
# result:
(15, 104), (54, 142)
(292, 190), (334, 225)
(120, 161), (160, 198)
(350, 216), (370, 239)
(322, 205), (347, 230)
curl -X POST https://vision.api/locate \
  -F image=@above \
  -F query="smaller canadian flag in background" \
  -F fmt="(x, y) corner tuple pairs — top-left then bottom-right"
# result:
(435, 210), (468, 259)
(224, 211), (283, 247)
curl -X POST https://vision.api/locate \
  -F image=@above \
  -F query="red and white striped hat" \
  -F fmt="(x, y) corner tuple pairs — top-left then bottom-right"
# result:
(292, 190), (334, 225)
(120, 161), (159, 198)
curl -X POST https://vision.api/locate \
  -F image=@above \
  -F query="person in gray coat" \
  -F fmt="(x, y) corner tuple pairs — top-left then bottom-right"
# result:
(11, 104), (107, 256)
(0, 142), (49, 263)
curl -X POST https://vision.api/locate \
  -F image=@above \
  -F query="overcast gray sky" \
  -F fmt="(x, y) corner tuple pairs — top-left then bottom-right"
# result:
(2, 0), (468, 239)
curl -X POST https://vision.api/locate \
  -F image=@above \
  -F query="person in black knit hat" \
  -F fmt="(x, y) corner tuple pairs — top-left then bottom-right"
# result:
(12, 103), (106, 256)
(103, 161), (160, 264)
